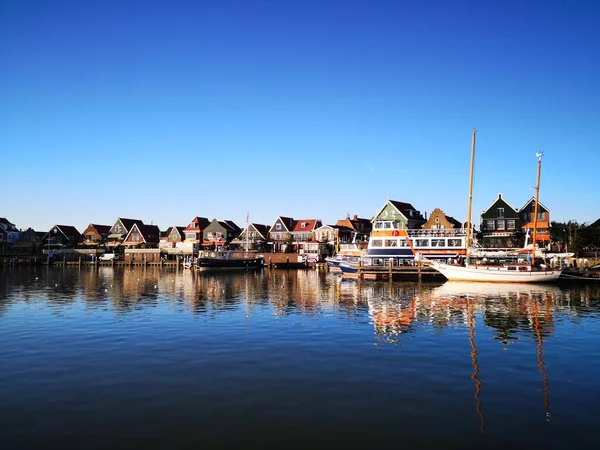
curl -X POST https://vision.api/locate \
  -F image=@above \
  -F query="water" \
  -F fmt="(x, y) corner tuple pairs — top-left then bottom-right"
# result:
(1, 267), (599, 449)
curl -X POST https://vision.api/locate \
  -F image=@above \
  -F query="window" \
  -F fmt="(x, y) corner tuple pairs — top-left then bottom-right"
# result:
(538, 212), (545, 220)
(497, 208), (504, 218)
(486, 220), (495, 230)
(371, 240), (383, 247)
(508, 266), (517, 271)
(448, 239), (461, 247)
(435, 217), (440, 223)
(384, 222), (391, 229)
(507, 220), (515, 230)
(416, 239), (428, 247)
(301, 222), (307, 228)
(431, 239), (445, 247)
(497, 220), (505, 230)
(384, 239), (398, 247)
(275, 223), (281, 230)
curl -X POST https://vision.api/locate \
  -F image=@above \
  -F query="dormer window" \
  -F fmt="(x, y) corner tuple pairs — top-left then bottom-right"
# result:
(301, 222), (307, 228)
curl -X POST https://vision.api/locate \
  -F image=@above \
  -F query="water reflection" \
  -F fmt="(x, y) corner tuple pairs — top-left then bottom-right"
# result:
(1, 267), (600, 448)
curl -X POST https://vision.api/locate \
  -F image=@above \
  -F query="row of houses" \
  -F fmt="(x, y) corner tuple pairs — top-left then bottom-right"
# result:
(0, 194), (552, 257)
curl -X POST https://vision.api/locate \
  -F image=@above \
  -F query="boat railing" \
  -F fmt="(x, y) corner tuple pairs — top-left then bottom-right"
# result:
(407, 229), (468, 237)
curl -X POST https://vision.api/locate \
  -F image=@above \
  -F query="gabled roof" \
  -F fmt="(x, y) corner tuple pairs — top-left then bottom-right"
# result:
(89, 224), (111, 234)
(184, 217), (210, 231)
(270, 216), (296, 232)
(43, 225), (82, 241)
(0, 218), (18, 231)
(373, 199), (425, 223)
(249, 223), (270, 239)
(118, 218), (145, 231)
(291, 219), (320, 232)
(124, 223), (160, 243)
(519, 197), (549, 213)
(224, 220), (241, 234)
(589, 218), (600, 228)
(444, 215), (462, 228)
(481, 193), (519, 215)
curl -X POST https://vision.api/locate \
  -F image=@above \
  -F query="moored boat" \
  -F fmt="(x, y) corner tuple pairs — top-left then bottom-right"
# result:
(429, 131), (561, 283)
(195, 250), (264, 271)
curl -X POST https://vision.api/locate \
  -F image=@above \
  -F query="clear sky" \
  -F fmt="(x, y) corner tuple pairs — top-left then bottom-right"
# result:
(1, 0), (598, 233)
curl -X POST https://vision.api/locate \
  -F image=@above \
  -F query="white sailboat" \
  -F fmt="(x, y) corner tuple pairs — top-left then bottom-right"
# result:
(429, 130), (562, 283)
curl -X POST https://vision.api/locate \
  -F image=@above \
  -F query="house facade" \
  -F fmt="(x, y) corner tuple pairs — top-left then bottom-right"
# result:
(42, 225), (82, 251)
(372, 200), (426, 229)
(480, 194), (521, 248)
(519, 198), (551, 247)
(183, 217), (211, 243)
(107, 218), (145, 248)
(335, 214), (372, 243)
(0, 218), (20, 253)
(12, 228), (44, 254)
(122, 224), (160, 248)
(235, 223), (270, 251)
(268, 216), (296, 252)
(422, 208), (462, 230)
(159, 226), (185, 249)
(81, 224), (111, 247)
(202, 219), (241, 248)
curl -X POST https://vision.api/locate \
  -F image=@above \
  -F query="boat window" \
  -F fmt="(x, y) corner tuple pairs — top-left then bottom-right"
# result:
(371, 239), (383, 247)
(415, 239), (428, 247)
(519, 266), (528, 271)
(373, 258), (383, 266)
(384, 239), (397, 247)
(507, 266), (517, 271)
(431, 239), (445, 247)
(448, 239), (461, 247)
(399, 240), (408, 247)
(384, 222), (391, 229)
(374, 222), (382, 229)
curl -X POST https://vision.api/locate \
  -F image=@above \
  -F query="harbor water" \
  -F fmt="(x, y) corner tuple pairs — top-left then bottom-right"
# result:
(1, 267), (599, 449)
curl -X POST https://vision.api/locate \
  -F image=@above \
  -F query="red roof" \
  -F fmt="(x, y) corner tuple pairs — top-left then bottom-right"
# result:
(291, 219), (320, 232)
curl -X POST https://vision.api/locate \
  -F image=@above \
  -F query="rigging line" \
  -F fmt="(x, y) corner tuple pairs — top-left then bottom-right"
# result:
(467, 300), (485, 435)
(532, 299), (551, 421)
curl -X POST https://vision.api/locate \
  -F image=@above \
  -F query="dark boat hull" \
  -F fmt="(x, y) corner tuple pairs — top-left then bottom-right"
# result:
(196, 257), (264, 271)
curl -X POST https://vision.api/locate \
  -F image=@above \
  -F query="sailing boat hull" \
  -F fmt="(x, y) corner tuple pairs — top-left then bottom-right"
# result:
(430, 261), (562, 283)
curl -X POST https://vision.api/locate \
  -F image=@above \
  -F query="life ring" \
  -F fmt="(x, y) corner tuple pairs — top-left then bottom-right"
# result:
(392, 230), (399, 236)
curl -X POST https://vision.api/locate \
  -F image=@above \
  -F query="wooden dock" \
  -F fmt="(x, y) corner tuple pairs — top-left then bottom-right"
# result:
(342, 264), (445, 281)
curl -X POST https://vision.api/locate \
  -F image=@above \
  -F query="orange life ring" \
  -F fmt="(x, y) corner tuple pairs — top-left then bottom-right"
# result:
(392, 230), (399, 236)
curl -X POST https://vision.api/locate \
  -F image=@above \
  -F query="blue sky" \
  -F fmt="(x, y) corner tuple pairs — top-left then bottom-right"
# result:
(1, 0), (598, 233)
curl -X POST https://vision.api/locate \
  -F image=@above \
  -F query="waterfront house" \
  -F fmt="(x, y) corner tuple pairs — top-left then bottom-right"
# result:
(107, 218), (145, 248)
(81, 224), (111, 247)
(480, 194), (521, 248)
(422, 208), (462, 230)
(122, 223), (160, 248)
(233, 223), (270, 251)
(42, 225), (82, 252)
(335, 214), (372, 242)
(12, 228), (45, 254)
(291, 219), (323, 260)
(159, 226), (186, 248)
(0, 218), (20, 253)
(202, 219), (241, 248)
(519, 198), (551, 248)
(183, 216), (211, 244)
(268, 216), (296, 252)
(372, 199), (426, 229)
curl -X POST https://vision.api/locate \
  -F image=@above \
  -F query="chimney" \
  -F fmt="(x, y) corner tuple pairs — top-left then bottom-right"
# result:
(353, 214), (358, 221)
(425, 211), (428, 220)
(498, 193), (502, 199)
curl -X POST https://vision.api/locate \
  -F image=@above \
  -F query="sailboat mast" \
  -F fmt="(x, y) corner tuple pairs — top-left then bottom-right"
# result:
(465, 128), (477, 263)
(531, 153), (543, 265)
